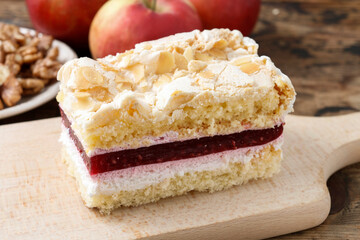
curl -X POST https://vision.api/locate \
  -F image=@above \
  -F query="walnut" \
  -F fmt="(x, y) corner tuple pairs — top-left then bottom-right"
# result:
(28, 36), (40, 47)
(22, 51), (43, 64)
(32, 58), (62, 79)
(0, 23), (64, 110)
(18, 45), (43, 63)
(41, 78), (51, 85)
(46, 47), (59, 60)
(3, 40), (17, 53)
(0, 74), (22, 107)
(18, 45), (37, 55)
(0, 32), (6, 41)
(0, 64), (10, 86)
(13, 31), (26, 45)
(18, 78), (45, 95)
(23, 34), (34, 46)
(5, 53), (22, 75)
(37, 35), (53, 52)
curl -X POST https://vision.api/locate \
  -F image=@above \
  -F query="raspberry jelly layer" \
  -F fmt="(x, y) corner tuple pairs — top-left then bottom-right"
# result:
(60, 108), (283, 175)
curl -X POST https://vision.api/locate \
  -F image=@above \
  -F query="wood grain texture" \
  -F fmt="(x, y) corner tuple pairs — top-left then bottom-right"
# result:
(0, 0), (31, 28)
(256, 0), (360, 117)
(0, 114), (359, 239)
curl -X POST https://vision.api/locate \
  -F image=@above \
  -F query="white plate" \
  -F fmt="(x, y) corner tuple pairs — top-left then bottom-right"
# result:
(0, 27), (77, 120)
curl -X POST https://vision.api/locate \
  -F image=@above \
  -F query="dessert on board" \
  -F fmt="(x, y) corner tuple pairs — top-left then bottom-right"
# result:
(57, 29), (296, 213)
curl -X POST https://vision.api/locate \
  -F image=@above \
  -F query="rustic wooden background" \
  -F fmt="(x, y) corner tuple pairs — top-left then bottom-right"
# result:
(0, 0), (359, 238)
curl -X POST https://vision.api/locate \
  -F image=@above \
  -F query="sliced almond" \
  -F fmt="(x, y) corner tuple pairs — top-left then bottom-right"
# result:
(99, 62), (118, 72)
(239, 62), (260, 74)
(114, 73), (130, 83)
(116, 82), (133, 91)
(73, 91), (91, 99)
(156, 51), (175, 74)
(127, 64), (145, 83)
(88, 86), (112, 102)
(154, 74), (171, 88)
(212, 39), (228, 49)
(173, 51), (188, 70)
(208, 48), (227, 60)
(230, 56), (253, 66)
(188, 60), (207, 72)
(80, 66), (104, 85)
(58, 65), (72, 83)
(183, 47), (194, 62)
(173, 69), (187, 79)
(74, 70), (92, 89)
(72, 97), (92, 111)
(167, 91), (195, 110)
(195, 51), (213, 61)
(174, 46), (184, 54)
(199, 70), (215, 79)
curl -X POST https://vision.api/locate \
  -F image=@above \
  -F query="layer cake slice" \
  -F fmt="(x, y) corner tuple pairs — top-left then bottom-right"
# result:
(57, 29), (296, 213)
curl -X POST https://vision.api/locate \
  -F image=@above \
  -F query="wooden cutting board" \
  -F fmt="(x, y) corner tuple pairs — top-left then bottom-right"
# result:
(1, 113), (359, 240)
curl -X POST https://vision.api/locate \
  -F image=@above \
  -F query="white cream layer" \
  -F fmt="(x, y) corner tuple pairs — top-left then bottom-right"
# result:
(60, 126), (283, 197)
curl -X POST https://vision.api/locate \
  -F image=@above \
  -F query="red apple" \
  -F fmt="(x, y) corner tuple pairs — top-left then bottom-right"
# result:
(188, 0), (260, 36)
(26, 0), (108, 49)
(89, 0), (203, 58)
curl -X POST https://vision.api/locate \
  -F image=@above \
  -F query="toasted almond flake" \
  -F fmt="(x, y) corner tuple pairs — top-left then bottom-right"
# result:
(167, 92), (195, 110)
(208, 48), (227, 60)
(156, 51), (175, 74)
(117, 82), (133, 91)
(88, 86), (112, 102)
(74, 69), (92, 89)
(195, 51), (213, 61)
(230, 56), (253, 66)
(239, 62), (260, 74)
(154, 74), (171, 88)
(173, 69), (187, 79)
(173, 51), (188, 70)
(73, 91), (91, 99)
(183, 47), (194, 62)
(99, 62), (118, 72)
(212, 39), (228, 49)
(188, 60), (207, 72)
(174, 46), (184, 54)
(114, 73), (129, 83)
(80, 66), (104, 85)
(59, 65), (72, 83)
(199, 71), (215, 79)
(127, 64), (145, 83)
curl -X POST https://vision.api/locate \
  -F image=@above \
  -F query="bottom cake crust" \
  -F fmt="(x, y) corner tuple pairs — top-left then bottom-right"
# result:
(61, 129), (283, 214)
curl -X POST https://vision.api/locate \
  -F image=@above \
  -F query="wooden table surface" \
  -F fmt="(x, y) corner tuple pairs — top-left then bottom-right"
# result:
(0, 0), (359, 238)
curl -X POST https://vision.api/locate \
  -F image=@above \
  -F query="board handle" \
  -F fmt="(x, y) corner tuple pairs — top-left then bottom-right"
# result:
(293, 112), (360, 178)
(321, 112), (360, 177)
